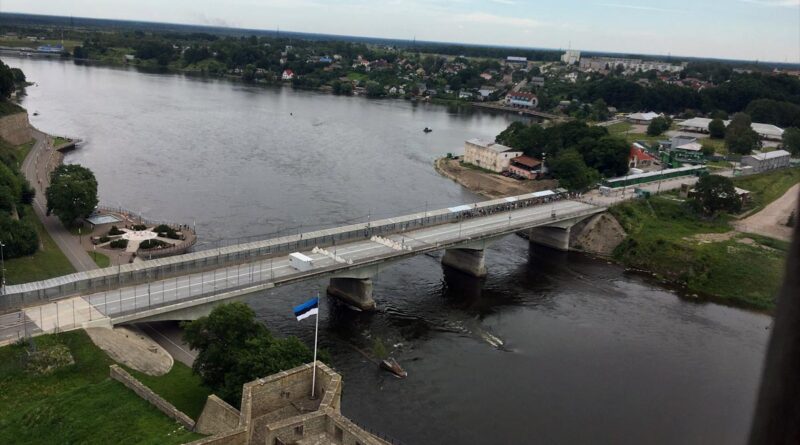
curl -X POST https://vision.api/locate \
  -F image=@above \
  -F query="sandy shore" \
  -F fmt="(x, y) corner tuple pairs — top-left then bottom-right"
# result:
(434, 157), (557, 199)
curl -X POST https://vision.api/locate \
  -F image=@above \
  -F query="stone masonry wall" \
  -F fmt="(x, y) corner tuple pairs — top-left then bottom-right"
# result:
(0, 112), (31, 145)
(195, 395), (241, 436)
(109, 364), (195, 431)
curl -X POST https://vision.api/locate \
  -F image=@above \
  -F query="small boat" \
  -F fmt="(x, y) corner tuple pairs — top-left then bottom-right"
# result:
(380, 357), (407, 378)
(33, 111), (39, 116)
(423, 127), (432, 133)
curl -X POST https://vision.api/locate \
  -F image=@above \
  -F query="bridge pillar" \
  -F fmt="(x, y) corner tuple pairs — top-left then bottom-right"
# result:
(327, 278), (376, 311)
(441, 248), (487, 278)
(527, 226), (571, 251)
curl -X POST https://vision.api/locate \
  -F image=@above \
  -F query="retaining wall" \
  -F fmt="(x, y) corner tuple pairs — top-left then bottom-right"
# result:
(109, 364), (195, 431)
(0, 112), (31, 145)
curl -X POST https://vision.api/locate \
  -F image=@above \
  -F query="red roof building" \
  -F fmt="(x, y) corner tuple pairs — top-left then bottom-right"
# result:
(508, 155), (542, 179)
(629, 143), (657, 169)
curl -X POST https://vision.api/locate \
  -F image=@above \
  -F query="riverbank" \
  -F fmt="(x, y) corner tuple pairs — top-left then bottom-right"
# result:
(434, 154), (798, 310)
(434, 157), (557, 199)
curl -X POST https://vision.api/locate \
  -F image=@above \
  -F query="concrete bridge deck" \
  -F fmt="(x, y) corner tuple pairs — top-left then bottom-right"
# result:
(0, 195), (604, 344)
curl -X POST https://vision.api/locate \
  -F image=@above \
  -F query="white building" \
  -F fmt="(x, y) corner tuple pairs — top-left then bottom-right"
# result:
(463, 139), (523, 173)
(677, 118), (785, 141)
(561, 50), (581, 65)
(741, 150), (792, 173)
(281, 69), (295, 80)
(504, 92), (538, 109)
(627, 111), (663, 124)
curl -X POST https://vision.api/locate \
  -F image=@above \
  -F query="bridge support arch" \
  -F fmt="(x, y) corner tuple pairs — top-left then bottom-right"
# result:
(327, 278), (375, 311)
(441, 248), (487, 277)
(527, 226), (571, 251)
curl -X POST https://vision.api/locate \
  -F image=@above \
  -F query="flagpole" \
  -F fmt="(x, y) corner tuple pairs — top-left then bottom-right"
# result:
(311, 291), (319, 399)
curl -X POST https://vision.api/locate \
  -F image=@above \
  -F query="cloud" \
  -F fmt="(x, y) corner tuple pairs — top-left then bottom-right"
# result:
(738, 0), (800, 6)
(450, 12), (540, 28)
(600, 3), (682, 13)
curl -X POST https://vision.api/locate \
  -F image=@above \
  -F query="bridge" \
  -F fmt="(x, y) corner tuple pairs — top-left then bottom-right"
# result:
(0, 191), (605, 343)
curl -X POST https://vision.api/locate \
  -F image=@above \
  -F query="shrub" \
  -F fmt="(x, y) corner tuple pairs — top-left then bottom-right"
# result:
(139, 239), (168, 250)
(0, 214), (39, 258)
(109, 239), (128, 249)
(153, 224), (171, 233)
(131, 224), (147, 231)
(108, 225), (123, 236)
(99, 236), (110, 243)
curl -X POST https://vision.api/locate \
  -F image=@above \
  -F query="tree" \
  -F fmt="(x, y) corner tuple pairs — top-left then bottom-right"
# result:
(45, 164), (98, 227)
(550, 149), (599, 191)
(183, 302), (314, 406)
(242, 64), (256, 82)
(0, 214), (38, 258)
(782, 127), (800, 156)
(365, 81), (384, 98)
(690, 174), (742, 216)
(725, 113), (761, 155)
(708, 118), (726, 139)
(647, 116), (671, 136)
(0, 60), (15, 99)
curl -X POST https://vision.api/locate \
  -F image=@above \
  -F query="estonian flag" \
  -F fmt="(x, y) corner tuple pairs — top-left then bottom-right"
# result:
(293, 297), (319, 321)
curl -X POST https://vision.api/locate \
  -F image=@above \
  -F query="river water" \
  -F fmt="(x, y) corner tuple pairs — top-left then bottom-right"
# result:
(9, 57), (772, 445)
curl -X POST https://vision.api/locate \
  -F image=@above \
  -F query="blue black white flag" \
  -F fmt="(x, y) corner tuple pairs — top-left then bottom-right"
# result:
(293, 297), (319, 321)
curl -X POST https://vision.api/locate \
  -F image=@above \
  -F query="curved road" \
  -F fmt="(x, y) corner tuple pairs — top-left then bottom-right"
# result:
(22, 129), (98, 272)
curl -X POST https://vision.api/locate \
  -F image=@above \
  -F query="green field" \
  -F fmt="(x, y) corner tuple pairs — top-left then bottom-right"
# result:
(610, 196), (785, 310)
(0, 37), (81, 52)
(52, 136), (71, 147)
(0, 331), (204, 445)
(4, 205), (75, 285)
(610, 168), (800, 310)
(126, 363), (212, 419)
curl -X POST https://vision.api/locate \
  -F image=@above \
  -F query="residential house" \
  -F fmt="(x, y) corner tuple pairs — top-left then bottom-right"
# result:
(477, 87), (496, 101)
(629, 143), (657, 169)
(281, 69), (295, 81)
(504, 92), (538, 109)
(564, 72), (578, 83)
(627, 111), (662, 125)
(463, 139), (523, 173)
(530, 76), (546, 88)
(506, 56), (528, 66)
(508, 155), (542, 179)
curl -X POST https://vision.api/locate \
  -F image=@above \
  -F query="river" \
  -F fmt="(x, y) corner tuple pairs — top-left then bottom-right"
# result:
(9, 57), (771, 445)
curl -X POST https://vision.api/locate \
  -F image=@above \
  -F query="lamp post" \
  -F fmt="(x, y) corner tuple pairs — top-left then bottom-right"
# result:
(0, 242), (6, 296)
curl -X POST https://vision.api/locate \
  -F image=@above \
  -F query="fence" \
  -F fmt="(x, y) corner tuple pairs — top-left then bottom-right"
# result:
(1, 191), (589, 312)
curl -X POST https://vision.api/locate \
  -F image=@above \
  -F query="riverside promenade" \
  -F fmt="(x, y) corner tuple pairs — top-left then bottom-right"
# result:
(22, 129), (98, 272)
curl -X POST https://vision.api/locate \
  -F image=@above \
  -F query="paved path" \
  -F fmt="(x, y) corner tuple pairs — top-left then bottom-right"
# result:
(22, 129), (98, 272)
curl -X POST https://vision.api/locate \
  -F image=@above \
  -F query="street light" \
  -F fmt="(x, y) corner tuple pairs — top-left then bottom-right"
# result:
(0, 242), (6, 296)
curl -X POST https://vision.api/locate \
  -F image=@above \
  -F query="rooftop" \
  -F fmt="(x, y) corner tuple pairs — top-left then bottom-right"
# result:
(511, 155), (541, 168)
(466, 138), (516, 153)
(747, 150), (791, 161)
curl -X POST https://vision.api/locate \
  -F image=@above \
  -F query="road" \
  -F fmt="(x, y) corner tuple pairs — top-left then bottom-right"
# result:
(1, 199), (600, 343)
(22, 129), (98, 272)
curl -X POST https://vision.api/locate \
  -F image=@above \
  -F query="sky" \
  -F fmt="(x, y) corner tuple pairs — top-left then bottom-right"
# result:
(4, 0), (800, 63)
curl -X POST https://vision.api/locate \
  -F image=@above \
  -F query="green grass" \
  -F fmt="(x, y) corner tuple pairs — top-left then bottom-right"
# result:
(126, 363), (212, 420)
(606, 121), (633, 135)
(90, 251), (111, 268)
(346, 72), (368, 82)
(610, 196), (785, 310)
(733, 167), (800, 213)
(0, 100), (25, 118)
(5, 204), (75, 284)
(0, 331), (203, 445)
(459, 160), (500, 175)
(52, 136), (70, 147)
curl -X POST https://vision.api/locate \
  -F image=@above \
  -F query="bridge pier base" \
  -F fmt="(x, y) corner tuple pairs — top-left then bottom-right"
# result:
(327, 278), (376, 311)
(441, 248), (487, 278)
(528, 226), (571, 251)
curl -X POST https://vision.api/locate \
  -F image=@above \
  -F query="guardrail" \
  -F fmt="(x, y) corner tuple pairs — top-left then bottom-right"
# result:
(1, 192), (597, 312)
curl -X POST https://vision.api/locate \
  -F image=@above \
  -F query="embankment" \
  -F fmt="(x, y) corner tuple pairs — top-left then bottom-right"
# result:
(0, 112), (31, 145)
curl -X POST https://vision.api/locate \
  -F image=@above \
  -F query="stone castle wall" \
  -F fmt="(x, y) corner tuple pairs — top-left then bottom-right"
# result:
(195, 395), (241, 436)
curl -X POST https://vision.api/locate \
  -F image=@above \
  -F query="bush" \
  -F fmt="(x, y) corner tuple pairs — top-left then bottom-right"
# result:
(153, 224), (171, 233)
(647, 116), (671, 136)
(131, 224), (147, 231)
(98, 236), (110, 243)
(108, 225), (123, 236)
(139, 239), (168, 250)
(109, 239), (128, 249)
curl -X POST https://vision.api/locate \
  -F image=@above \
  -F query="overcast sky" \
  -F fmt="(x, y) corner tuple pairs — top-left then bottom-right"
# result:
(4, 0), (800, 63)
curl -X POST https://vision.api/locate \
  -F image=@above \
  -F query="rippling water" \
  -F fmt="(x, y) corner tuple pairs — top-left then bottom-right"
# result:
(9, 56), (771, 445)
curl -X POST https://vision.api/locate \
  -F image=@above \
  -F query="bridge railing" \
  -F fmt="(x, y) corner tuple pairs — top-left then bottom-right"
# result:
(1, 191), (584, 312)
(104, 206), (604, 323)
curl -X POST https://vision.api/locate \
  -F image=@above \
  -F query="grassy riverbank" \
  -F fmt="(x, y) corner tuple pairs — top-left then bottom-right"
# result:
(4, 203), (75, 284)
(610, 169), (799, 310)
(0, 330), (205, 445)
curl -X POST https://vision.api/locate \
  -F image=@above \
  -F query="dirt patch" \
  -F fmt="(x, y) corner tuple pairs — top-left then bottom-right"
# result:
(733, 183), (799, 241)
(434, 157), (556, 199)
(570, 213), (627, 256)
(684, 232), (737, 244)
(85, 326), (173, 376)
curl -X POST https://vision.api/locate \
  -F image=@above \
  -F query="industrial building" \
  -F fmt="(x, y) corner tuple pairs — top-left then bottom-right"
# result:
(602, 165), (707, 189)
(741, 150), (792, 173)
(677, 117), (785, 141)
